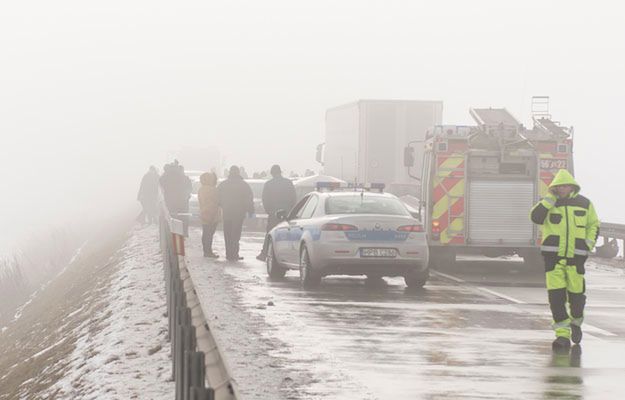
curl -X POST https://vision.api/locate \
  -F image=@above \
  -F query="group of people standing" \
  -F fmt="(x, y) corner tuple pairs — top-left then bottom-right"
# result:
(137, 162), (296, 263)
(137, 160), (193, 224)
(199, 164), (296, 262)
(199, 165), (255, 261)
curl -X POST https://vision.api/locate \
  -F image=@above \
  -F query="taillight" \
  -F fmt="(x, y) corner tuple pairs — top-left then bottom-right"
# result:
(432, 220), (441, 233)
(397, 225), (424, 232)
(321, 223), (358, 231)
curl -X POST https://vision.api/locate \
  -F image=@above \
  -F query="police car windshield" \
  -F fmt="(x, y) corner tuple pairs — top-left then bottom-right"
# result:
(325, 195), (410, 216)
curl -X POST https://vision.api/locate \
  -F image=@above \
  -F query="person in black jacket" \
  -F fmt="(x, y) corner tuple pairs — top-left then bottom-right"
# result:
(256, 165), (296, 261)
(218, 166), (254, 261)
(137, 166), (160, 224)
(159, 161), (192, 231)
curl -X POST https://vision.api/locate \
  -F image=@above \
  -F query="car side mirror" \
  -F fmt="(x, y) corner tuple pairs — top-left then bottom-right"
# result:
(403, 146), (415, 167)
(276, 209), (288, 221)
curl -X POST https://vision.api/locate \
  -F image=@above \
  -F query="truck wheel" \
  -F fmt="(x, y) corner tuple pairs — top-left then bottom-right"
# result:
(404, 268), (429, 288)
(266, 240), (287, 280)
(299, 247), (321, 288)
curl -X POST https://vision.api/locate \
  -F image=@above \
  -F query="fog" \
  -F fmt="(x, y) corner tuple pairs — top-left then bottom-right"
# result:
(1, 0), (624, 251)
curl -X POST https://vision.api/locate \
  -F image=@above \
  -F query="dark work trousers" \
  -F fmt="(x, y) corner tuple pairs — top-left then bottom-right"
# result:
(223, 217), (245, 260)
(261, 214), (280, 256)
(202, 223), (218, 256)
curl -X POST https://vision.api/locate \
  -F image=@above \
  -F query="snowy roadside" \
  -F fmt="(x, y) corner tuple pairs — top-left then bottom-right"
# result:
(42, 225), (173, 399)
(0, 224), (174, 400)
(185, 230), (306, 400)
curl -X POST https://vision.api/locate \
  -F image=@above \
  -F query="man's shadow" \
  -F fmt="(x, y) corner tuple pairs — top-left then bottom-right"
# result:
(544, 345), (584, 398)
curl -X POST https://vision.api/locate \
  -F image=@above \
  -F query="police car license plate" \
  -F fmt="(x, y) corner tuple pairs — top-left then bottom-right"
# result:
(360, 248), (397, 258)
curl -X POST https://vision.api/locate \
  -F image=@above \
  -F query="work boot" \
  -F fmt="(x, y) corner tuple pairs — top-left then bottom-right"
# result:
(571, 324), (582, 344)
(552, 337), (571, 353)
(207, 252), (219, 259)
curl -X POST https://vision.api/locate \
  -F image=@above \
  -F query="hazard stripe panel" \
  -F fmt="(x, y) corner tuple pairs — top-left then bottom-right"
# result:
(432, 154), (465, 245)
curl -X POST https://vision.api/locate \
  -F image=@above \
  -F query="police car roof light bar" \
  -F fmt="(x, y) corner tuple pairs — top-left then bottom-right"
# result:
(316, 181), (342, 192)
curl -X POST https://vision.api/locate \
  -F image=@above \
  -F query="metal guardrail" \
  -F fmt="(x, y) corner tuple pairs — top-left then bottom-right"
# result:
(159, 198), (238, 400)
(596, 222), (625, 259)
(160, 205), (215, 400)
(599, 222), (625, 241)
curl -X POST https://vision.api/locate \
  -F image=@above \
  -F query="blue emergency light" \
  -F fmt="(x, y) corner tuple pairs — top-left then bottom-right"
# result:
(316, 181), (342, 191)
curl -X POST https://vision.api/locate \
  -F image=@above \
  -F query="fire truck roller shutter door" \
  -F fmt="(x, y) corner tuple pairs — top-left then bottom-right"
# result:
(468, 180), (535, 245)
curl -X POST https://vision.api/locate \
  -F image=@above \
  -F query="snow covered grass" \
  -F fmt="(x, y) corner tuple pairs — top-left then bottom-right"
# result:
(0, 223), (173, 400)
(42, 225), (173, 399)
(0, 227), (83, 328)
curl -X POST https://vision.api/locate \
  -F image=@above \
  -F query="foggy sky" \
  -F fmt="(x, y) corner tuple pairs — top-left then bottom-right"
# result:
(1, 0), (624, 250)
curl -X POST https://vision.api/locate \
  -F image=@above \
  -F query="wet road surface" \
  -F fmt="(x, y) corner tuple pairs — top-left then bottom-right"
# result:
(188, 230), (625, 399)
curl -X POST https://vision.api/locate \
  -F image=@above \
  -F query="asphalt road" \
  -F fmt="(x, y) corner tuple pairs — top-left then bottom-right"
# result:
(189, 230), (625, 400)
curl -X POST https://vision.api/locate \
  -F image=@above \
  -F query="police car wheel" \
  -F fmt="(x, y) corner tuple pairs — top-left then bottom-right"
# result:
(300, 247), (321, 288)
(404, 269), (429, 288)
(267, 241), (287, 279)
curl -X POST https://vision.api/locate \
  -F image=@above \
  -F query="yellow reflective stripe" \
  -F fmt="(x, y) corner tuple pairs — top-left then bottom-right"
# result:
(436, 156), (464, 176)
(432, 179), (464, 219)
(552, 319), (571, 329)
(541, 245), (559, 252)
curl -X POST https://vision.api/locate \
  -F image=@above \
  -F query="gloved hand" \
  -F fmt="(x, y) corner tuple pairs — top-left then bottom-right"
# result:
(542, 192), (557, 209)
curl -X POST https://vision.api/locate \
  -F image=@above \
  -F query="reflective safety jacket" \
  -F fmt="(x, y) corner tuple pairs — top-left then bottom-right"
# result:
(530, 169), (600, 260)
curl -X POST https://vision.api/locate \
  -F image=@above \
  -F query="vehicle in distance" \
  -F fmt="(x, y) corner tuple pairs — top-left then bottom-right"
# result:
(265, 184), (430, 288)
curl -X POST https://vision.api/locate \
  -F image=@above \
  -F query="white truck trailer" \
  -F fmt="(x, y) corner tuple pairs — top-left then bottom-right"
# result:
(318, 100), (443, 195)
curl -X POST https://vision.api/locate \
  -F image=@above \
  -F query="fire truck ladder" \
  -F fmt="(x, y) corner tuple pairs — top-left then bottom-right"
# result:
(469, 108), (522, 138)
(469, 107), (532, 157)
(531, 96), (572, 139)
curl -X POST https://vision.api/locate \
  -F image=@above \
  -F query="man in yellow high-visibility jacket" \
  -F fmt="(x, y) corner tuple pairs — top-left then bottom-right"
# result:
(530, 169), (600, 352)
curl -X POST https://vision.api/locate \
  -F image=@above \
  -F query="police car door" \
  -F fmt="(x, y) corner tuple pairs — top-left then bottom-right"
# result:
(277, 195), (310, 264)
(285, 194), (319, 264)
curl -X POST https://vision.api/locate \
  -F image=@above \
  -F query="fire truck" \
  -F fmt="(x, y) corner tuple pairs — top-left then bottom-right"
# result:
(406, 99), (574, 267)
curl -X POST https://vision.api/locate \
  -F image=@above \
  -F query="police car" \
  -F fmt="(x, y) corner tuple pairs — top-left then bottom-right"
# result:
(265, 183), (430, 288)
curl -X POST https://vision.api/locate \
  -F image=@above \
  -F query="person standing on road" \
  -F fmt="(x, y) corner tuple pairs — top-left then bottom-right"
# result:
(530, 169), (600, 353)
(160, 161), (192, 217)
(198, 172), (220, 258)
(218, 166), (254, 261)
(256, 165), (296, 261)
(137, 166), (160, 224)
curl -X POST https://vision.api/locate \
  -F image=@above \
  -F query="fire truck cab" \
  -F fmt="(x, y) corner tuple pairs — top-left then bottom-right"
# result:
(412, 102), (574, 268)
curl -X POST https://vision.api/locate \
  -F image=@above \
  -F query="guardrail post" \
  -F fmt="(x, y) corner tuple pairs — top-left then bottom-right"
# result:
(175, 306), (193, 398)
(190, 352), (206, 394)
(190, 387), (215, 400)
(182, 334), (199, 400)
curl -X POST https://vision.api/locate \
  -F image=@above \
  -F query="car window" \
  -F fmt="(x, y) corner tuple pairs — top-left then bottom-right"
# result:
(289, 196), (310, 220)
(325, 195), (410, 216)
(299, 195), (319, 219)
